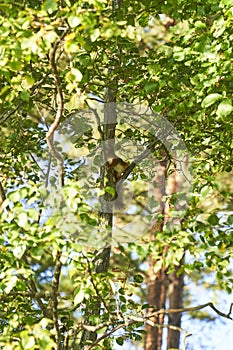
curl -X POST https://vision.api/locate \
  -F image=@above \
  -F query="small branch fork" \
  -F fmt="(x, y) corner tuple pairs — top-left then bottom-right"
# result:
(67, 302), (232, 349)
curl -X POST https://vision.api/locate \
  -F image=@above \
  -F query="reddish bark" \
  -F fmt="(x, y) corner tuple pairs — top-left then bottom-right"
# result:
(145, 160), (168, 350)
(145, 254), (169, 350)
(145, 158), (186, 350)
(167, 265), (184, 349)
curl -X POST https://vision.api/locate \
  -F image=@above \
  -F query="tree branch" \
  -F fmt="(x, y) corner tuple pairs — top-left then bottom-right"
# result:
(20, 271), (52, 319)
(148, 302), (233, 321)
(52, 251), (62, 349)
(45, 29), (67, 348)
(0, 178), (6, 210)
(46, 29), (68, 189)
(85, 302), (233, 349)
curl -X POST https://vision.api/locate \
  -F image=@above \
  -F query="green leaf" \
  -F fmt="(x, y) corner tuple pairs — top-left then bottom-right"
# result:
(220, 0), (233, 6)
(44, 31), (58, 43)
(200, 185), (212, 198)
(173, 47), (185, 61)
(22, 75), (35, 89)
(66, 68), (83, 84)
(207, 214), (219, 225)
(90, 28), (100, 42)
(68, 15), (81, 28)
(119, 295), (126, 303)
(227, 214), (233, 225)
(13, 245), (27, 259)
(154, 260), (163, 273)
(20, 333), (35, 349)
(21, 36), (38, 53)
(8, 190), (21, 202)
(27, 208), (40, 222)
(216, 100), (233, 118)
(195, 21), (206, 29)
(5, 275), (17, 294)
(42, 0), (58, 14)
(212, 16), (226, 38)
(134, 274), (144, 283)
(74, 289), (85, 305)
(20, 90), (30, 101)
(18, 212), (28, 228)
(71, 68), (83, 82)
(116, 337), (124, 346)
(105, 186), (115, 196)
(144, 82), (158, 92)
(201, 94), (222, 108)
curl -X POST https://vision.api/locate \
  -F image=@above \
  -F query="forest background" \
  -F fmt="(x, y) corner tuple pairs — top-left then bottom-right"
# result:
(0, 0), (233, 349)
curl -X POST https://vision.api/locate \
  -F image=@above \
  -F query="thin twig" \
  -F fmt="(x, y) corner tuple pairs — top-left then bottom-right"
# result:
(28, 151), (46, 176)
(0, 178), (6, 209)
(85, 302), (233, 349)
(0, 290), (51, 300)
(148, 302), (233, 321)
(86, 96), (104, 103)
(120, 141), (163, 180)
(52, 251), (62, 349)
(85, 100), (103, 138)
(20, 272), (51, 319)
(0, 102), (23, 124)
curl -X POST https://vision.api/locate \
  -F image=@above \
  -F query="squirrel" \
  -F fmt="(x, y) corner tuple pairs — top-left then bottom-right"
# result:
(105, 155), (128, 210)
(106, 156), (128, 181)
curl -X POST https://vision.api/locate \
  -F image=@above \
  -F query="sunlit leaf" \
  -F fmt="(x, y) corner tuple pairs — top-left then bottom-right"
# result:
(18, 212), (28, 228)
(216, 99), (233, 118)
(201, 93), (222, 108)
(68, 15), (81, 28)
(13, 245), (27, 259)
(74, 289), (85, 305)
(42, 0), (58, 14)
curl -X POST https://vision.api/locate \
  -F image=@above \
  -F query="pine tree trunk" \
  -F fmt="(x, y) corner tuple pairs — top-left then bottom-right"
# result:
(166, 168), (185, 350)
(167, 265), (184, 350)
(145, 160), (168, 350)
(145, 156), (187, 350)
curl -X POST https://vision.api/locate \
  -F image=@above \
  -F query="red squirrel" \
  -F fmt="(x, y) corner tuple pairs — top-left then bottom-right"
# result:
(106, 156), (128, 181)
(105, 155), (128, 210)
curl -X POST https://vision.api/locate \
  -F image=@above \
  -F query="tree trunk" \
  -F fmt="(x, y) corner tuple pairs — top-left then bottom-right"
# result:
(145, 160), (169, 350)
(79, 1), (122, 346)
(166, 168), (185, 350)
(167, 265), (184, 350)
(145, 259), (169, 350)
(79, 85), (117, 348)
(145, 157), (186, 350)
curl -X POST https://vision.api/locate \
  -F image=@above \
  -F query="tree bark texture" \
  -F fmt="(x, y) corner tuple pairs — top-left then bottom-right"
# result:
(166, 169), (185, 350)
(145, 159), (186, 350)
(145, 160), (169, 350)
(167, 264), (184, 350)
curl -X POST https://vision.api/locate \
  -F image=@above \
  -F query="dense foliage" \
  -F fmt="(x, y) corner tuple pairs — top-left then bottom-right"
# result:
(0, 0), (233, 349)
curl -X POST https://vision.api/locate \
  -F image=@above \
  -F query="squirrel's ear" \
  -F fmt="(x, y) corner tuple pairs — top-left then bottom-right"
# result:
(106, 157), (116, 168)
